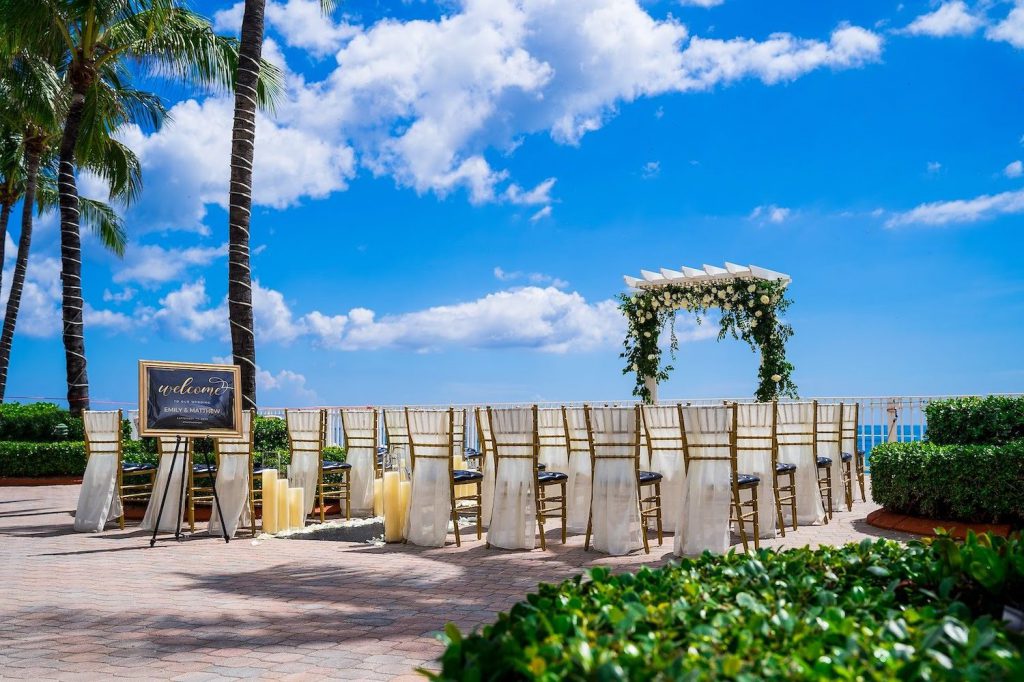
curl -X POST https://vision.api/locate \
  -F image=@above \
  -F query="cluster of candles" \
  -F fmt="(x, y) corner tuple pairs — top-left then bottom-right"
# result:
(260, 468), (305, 534)
(374, 469), (411, 542)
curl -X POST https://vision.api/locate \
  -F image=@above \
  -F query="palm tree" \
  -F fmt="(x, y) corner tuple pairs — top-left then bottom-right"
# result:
(0, 0), (281, 414)
(227, 0), (332, 412)
(0, 52), (138, 400)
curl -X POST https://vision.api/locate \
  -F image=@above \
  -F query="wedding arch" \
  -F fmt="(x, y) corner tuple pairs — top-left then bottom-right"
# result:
(620, 263), (797, 403)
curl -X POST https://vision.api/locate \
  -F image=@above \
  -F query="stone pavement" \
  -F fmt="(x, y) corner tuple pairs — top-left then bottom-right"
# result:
(0, 484), (915, 681)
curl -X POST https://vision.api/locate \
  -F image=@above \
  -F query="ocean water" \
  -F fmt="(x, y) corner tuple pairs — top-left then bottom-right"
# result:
(859, 423), (925, 469)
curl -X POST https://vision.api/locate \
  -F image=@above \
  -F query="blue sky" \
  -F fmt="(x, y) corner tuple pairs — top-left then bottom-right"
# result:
(3, 0), (1023, 407)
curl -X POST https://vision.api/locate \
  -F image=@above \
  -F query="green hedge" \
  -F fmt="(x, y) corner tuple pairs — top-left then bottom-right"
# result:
(870, 440), (1024, 525)
(0, 402), (84, 441)
(432, 534), (1023, 680)
(926, 396), (1024, 446)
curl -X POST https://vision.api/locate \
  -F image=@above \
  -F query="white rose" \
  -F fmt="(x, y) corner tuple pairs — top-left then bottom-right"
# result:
(760, 295), (770, 305)
(702, 295), (711, 304)
(750, 320), (758, 328)
(717, 290), (726, 299)
(646, 313), (653, 321)
(747, 284), (756, 292)
(647, 354), (656, 360)
(726, 286), (734, 294)
(771, 374), (782, 382)
(724, 303), (732, 310)
(644, 331), (652, 338)
(755, 310), (762, 317)
(632, 364), (639, 371)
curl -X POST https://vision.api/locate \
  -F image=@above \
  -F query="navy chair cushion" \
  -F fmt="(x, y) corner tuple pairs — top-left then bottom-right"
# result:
(537, 470), (568, 484)
(817, 456), (833, 467)
(841, 452), (853, 463)
(453, 469), (483, 483)
(537, 463), (547, 472)
(192, 463), (217, 474)
(736, 473), (760, 487)
(322, 460), (351, 472)
(776, 461), (797, 474)
(122, 463), (156, 474)
(639, 470), (663, 485)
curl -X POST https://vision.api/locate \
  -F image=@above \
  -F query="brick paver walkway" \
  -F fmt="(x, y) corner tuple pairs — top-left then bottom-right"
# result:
(0, 484), (915, 681)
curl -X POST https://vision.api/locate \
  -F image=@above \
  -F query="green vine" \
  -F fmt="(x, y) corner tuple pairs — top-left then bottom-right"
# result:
(619, 279), (797, 403)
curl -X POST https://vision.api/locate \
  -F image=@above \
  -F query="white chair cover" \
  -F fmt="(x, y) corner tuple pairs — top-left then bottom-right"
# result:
(842, 403), (864, 502)
(74, 411), (123, 532)
(777, 402), (826, 525)
(817, 403), (844, 508)
(487, 407), (537, 550)
(405, 410), (454, 547)
(563, 407), (592, 532)
(287, 410), (322, 515)
(384, 409), (411, 472)
(639, 413), (652, 471)
(477, 407), (496, 527)
(342, 409), (377, 515)
(736, 403), (777, 539)
(588, 406), (643, 555)
(141, 437), (189, 533)
(640, 405), (686, 533)
(537, 408), (568, 473)
(676, 405), (734, 556)
(208, 411), (253, 538)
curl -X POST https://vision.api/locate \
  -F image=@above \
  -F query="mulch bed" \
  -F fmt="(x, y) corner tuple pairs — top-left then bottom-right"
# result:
(0, 476), (83, 486)
(867, 508), (1014, 539)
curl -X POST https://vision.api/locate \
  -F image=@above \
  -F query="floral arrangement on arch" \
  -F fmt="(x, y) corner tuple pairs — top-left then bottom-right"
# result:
(619, 278), (797, 403)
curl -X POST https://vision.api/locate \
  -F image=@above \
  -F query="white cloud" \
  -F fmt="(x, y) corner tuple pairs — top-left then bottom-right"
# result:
(899, 1), (984, 37)
(987, 2), (1024, 48)
(253, 281), (304, 344)
(749, 204), (791, 223)
(530, 205), (553, 222)
(215, 0), (359, 57)
(886, 188), (1024, 227)
(641, 160), (661, 178)
(257, 367), (317, 402)
(1004, 160), (1023, 178)
(102, 287), (136, 303)
(0, 256), (62, 337)
(679, 0), (725, 7)
(927, 161), (942, 174)
(146, 279), (227, 341)
(113, 243), (227, 285)
(503, 177), (556, 205)
(493, 266), (568, 288)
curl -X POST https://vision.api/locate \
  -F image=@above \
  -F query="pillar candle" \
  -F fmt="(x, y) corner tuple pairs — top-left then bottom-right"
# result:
(276, 479), (290, 532)
(398, 479), (412, 540)
(261, 469), (278, 534)
(383, 470), (402, 542)
(288, 487), (304, 531)
(373, 477), (384, 517)
(453, 455), (470, 499)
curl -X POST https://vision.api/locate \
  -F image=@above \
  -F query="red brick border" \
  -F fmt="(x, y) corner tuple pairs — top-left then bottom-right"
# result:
(866, 508), (1013, 539)
(0, 476), (83, 486)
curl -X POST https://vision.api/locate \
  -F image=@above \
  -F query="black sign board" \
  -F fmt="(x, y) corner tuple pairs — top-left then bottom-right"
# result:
(138, 361), (243, 437)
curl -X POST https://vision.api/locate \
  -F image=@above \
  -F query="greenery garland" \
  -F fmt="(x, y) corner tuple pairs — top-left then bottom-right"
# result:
(619, 278), (797, 403)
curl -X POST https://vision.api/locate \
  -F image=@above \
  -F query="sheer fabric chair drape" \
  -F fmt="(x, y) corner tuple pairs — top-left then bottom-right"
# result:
(586, 406), (643, 555)
(476, 407), (496, 527)
(563, 407), (592, 533)
(841, 403), (865, 502)
(735, 403), (777, 539)
(676, 405), (734, 556)
(384, 409), (411, 473)
(487, 407), (538, 550)
(777, 402), (826, 525)
(141, 437), (190, 532)
(287, 410), (323, 515)
(405, 410), (454, 547)
(342, 408), (377, 515)
(74, 410), (123, 532)
(817, 403), (843, 511)
(208, 410), (253, 538)
(641, 405), (686, 533)
(537, 408), (568, 473)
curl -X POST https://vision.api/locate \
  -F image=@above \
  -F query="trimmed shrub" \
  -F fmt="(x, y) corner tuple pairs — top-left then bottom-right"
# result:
(254, 415), (289, 452)
(870, 440), (1024, 525)
(323, 445), (347, 463)
(0, 402), (84, 442)
(926, 395), (1024, 446)
(0, 441), (87, 477)
(431, 534), (1024, 680)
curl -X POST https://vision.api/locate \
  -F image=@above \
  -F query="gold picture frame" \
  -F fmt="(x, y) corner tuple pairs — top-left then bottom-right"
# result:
(138, 360), (244, 438)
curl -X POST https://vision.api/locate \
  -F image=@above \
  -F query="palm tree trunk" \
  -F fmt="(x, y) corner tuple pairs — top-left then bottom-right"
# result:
(0, 142), (41, 401)
(0, 199), (11, 297)
(227, 0), (266, 412)
(58, 91), (90, 415)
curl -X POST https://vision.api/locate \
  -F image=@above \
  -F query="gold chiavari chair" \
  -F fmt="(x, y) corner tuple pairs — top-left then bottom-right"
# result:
(474, 406), (496, 525)
(188, 443), (218, 533)
(638, 405), (684, 546)
(735, 402), (788, 538)
(157, 435), (192, 530)
(815, 403), (843, 521)
(680, 403), (760, 552)
(406, 407), (482, 547)
(584, 404), (662, 554)
(486, 405), (567, 550)
(562, 405), (592, 532)
(341, 408), (380, 516)
(212, 409), (257, 537)
(841, 402), (865, 503)
(82, 409), (130, 530)
(287, 408), (351, 523)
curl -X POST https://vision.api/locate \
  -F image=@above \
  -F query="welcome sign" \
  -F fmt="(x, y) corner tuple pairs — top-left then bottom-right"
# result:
(138, 360), (243, 437)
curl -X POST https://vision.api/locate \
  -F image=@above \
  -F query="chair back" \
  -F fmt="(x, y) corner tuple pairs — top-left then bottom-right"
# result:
(384, 409), (409, 449)
(83, 410), (122, 458)
(405, 408), (455, 468)
(680, 404), (737, 470)
(537, 407), (567, 469)
(286, 409), (326, 463)
(453, 408), (466, 451)
(562, 406), (589, 458)
(816, 403), (842, 457)
(736, 402), (776, 468)
(585, 405), (640, 466)
(840, 402), (859, 456)
(341, 408), (379, 475)
(776, 401), (817, 450)
(157, 435), (192, 458)
(641, 404), (684, 464)
(215, 410), (254, 459)
(487, 406), (537, 465)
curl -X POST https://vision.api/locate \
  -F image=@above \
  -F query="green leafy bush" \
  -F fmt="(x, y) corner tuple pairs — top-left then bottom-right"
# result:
(432, 534), (1024, 680)
(323, 445), (347, 463)
(0, 402), (84, 442)
(871, 440), (1024, 525)
(926, 396), (1024, 446)
(254, 415), (289, 452)
(0, 441), (87, 477)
